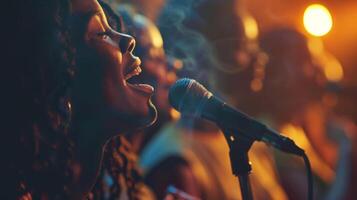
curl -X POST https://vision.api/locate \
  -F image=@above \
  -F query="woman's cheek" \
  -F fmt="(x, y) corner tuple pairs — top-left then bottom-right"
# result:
(90, 40), (123, 69)
(88, 38), (114, 53)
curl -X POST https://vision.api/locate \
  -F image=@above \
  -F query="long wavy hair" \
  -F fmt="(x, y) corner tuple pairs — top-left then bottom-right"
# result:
(3, 0), (79, 199)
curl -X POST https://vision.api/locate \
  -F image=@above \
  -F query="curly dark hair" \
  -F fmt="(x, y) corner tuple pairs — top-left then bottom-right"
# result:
(2, 0), (81, 199)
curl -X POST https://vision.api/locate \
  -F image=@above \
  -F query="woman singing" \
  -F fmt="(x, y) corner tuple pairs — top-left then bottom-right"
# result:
(3, 0), (156, 199)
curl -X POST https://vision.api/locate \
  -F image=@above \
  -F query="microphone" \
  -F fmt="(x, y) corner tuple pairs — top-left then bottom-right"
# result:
(169, 78), (304, 156)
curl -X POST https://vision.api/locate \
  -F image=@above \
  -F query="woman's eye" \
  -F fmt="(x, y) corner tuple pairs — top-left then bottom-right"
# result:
(97, 32), (110, 40)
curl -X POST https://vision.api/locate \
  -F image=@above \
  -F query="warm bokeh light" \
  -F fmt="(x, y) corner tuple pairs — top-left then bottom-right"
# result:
(303, 4), (333, 37)
(243, 14), (259, 40)
(314, 52), (344, 82)
(323, 54), (344, 82)
(250, 79), (263, 92)
(306, 38), (344, 82)
(307, 38), (325, 56)
(170, 108), (181, 121)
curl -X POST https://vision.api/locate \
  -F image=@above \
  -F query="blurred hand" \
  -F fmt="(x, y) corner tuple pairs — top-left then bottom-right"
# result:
(163, 185), (201, 200)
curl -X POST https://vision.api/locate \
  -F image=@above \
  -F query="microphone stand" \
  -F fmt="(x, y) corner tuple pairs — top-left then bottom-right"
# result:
(222, 128), (254, 200)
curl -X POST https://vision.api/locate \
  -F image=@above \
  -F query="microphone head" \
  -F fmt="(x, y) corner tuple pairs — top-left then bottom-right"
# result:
(169, 78), (212, 115)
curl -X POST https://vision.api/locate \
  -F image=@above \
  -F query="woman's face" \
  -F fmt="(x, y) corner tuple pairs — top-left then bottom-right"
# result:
(71, 0), (157, 135)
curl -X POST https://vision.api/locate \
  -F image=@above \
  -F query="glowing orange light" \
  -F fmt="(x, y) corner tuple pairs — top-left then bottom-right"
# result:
(303, 4), (333, 37)
(170, 108), (181, 121)
(307, 38), (324, 56)
(324, 56), (343, 82)
(250, 79), (263, 92)
(243, 15), (259, 40)
(317, 53), (344, 82)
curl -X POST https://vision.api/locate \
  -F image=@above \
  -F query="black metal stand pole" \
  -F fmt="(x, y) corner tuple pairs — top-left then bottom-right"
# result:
(238, 173), (253, 200)
(223, 129), (254, 200)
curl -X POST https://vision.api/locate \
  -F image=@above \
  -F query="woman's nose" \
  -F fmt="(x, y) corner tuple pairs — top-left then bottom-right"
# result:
(118, 33), (136, 53)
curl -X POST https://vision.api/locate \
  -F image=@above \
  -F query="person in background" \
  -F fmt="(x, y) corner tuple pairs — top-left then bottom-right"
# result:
(220, 27), (354, 200)
(3, 0), (156, 199)
(260, 28), (354, 200)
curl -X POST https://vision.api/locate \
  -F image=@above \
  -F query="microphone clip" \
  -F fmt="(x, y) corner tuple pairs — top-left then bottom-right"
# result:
(222, 128), (254, 177)
(222, 128), (255, 200)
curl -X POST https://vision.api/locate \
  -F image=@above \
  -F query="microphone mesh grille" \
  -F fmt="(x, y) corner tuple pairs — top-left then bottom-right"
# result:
(168, 78), (212, 115)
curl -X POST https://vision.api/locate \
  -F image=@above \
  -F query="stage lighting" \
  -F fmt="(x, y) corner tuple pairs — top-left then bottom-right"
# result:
(303, 4), (333, 37)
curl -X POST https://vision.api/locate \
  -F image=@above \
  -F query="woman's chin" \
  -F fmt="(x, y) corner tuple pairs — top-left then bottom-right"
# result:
(136, 100), (158, 129)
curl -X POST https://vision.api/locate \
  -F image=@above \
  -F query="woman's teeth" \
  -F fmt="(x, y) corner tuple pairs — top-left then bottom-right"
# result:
(125, 66), (142, 81)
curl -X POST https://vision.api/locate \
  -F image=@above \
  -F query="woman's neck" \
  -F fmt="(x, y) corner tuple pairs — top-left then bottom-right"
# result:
(69, 117), (111, 199)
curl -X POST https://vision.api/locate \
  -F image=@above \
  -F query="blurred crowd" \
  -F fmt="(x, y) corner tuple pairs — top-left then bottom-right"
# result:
(3, 0), (356, 199)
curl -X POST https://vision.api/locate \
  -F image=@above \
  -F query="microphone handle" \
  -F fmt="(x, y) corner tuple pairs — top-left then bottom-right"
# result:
(202, 96), (304, 155)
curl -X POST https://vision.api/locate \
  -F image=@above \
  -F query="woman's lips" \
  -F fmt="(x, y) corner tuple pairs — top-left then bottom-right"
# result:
(129, 83), (154, 95)
(125, 66), (142, 80)
(124, 57), (142, 79)
(124, 64), (154, 95)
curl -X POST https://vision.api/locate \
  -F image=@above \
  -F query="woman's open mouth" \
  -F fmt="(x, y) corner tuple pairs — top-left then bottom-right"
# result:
(125, 64), (154, 95)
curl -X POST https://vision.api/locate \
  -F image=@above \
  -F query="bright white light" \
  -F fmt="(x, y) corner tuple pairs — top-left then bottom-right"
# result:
(303, 4), (333, 37)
